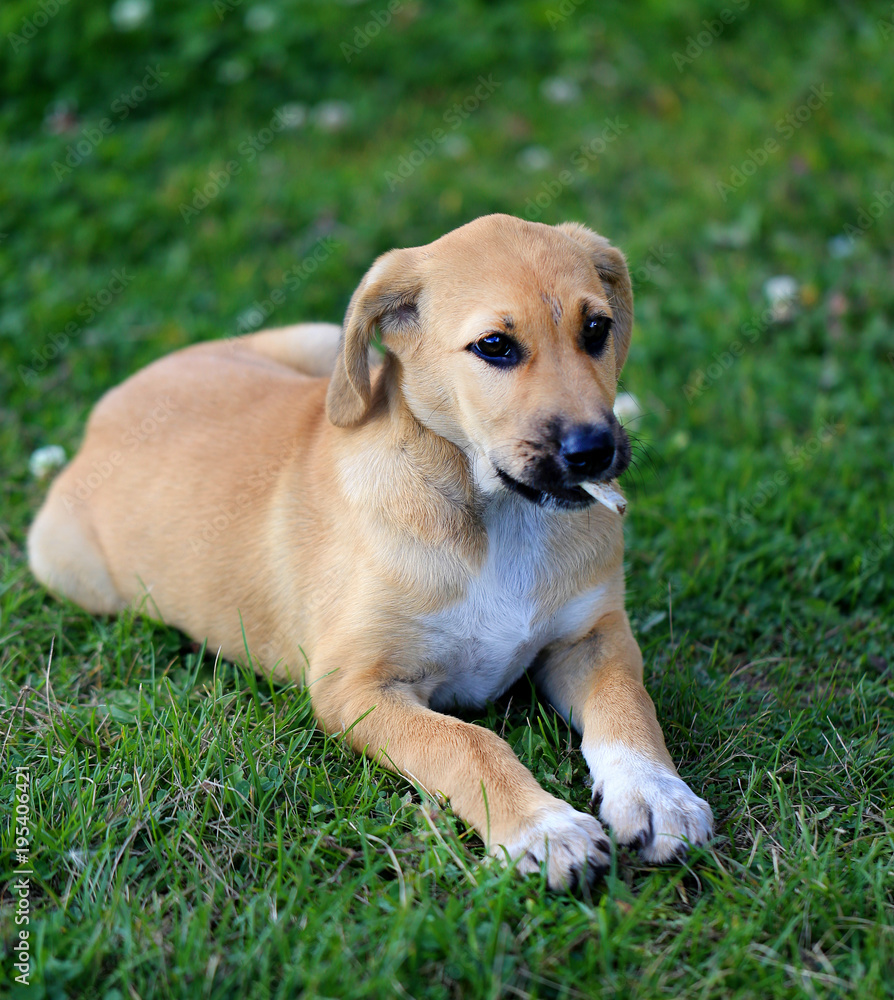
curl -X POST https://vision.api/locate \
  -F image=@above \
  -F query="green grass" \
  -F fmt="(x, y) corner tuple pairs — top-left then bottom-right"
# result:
(1, 1), (893, 997)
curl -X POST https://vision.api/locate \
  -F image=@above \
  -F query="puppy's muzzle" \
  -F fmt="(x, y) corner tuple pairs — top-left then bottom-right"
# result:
(560, 424), (616, 481)
(494, 417), (630, 510)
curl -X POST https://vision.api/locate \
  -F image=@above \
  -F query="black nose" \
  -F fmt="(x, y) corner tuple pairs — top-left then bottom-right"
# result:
(560, 425), (616, 480)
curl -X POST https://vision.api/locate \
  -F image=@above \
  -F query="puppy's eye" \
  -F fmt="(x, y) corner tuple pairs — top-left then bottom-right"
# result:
(469, 333), (521, 368)
(582, 314), (612, 356)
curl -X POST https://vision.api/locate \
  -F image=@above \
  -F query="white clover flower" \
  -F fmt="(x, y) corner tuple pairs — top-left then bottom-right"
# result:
(763, 275), (799, 322)
(540, 77), (581, 105)
(442, 134), (470, 159)
(279, 103), (307, 129)
(217, 58), (250, 85)
(245, 5), (277, 32)
(29, 445), (67, 479)
(110, 0), (152, 31)
(827, 235), (854, 259)
(763, 275), (798, 305)
(516, 146), (552, 172)
(312, 101), (353, 132)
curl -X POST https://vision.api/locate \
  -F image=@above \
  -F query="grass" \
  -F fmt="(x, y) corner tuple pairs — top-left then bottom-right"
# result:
(1, 1), (893, 997)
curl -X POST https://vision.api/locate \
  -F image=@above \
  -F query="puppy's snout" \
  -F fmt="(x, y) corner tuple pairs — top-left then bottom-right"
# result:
(560, 425), (615, 481)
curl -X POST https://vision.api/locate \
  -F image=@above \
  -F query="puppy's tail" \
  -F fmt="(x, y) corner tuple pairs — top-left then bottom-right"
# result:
(234, 323), (344, 377)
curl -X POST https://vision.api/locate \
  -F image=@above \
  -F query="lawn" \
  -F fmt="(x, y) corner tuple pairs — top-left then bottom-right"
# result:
(1, 1), (893, 997)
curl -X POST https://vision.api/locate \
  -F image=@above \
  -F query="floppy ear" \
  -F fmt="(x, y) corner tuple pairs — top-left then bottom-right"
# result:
(554, 222), (634, 376)
(326, 247), (423, 428)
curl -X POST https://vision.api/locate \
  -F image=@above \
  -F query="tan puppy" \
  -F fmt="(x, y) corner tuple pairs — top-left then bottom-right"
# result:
(29, 214), (712, 889)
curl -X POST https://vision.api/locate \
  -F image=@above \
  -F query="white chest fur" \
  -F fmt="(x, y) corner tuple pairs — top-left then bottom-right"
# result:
(424, 496), (608, 710)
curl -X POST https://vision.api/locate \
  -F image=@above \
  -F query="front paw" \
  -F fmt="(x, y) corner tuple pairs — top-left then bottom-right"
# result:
(585, 744), (713, 862)
(494, 801), (612, 891)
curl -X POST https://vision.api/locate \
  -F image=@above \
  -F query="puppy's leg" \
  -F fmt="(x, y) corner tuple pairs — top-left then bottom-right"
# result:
(535, 611), (713, 862)
(312, 673), (611, 889)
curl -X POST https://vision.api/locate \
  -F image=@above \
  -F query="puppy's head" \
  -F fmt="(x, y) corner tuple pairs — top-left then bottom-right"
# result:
(327, 214), (633, 511)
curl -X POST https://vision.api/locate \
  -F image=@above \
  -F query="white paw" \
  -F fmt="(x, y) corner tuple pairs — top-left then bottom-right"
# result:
(495, 801), (611, 890)
(584, 743), (713, 862)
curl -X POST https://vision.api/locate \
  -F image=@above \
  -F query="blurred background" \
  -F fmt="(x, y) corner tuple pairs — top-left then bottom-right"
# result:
(3, 0), (891, 654)
(1, 4), (892, 994)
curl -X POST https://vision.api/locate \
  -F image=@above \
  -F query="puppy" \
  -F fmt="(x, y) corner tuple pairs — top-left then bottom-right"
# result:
(28, 214), (712, 889)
